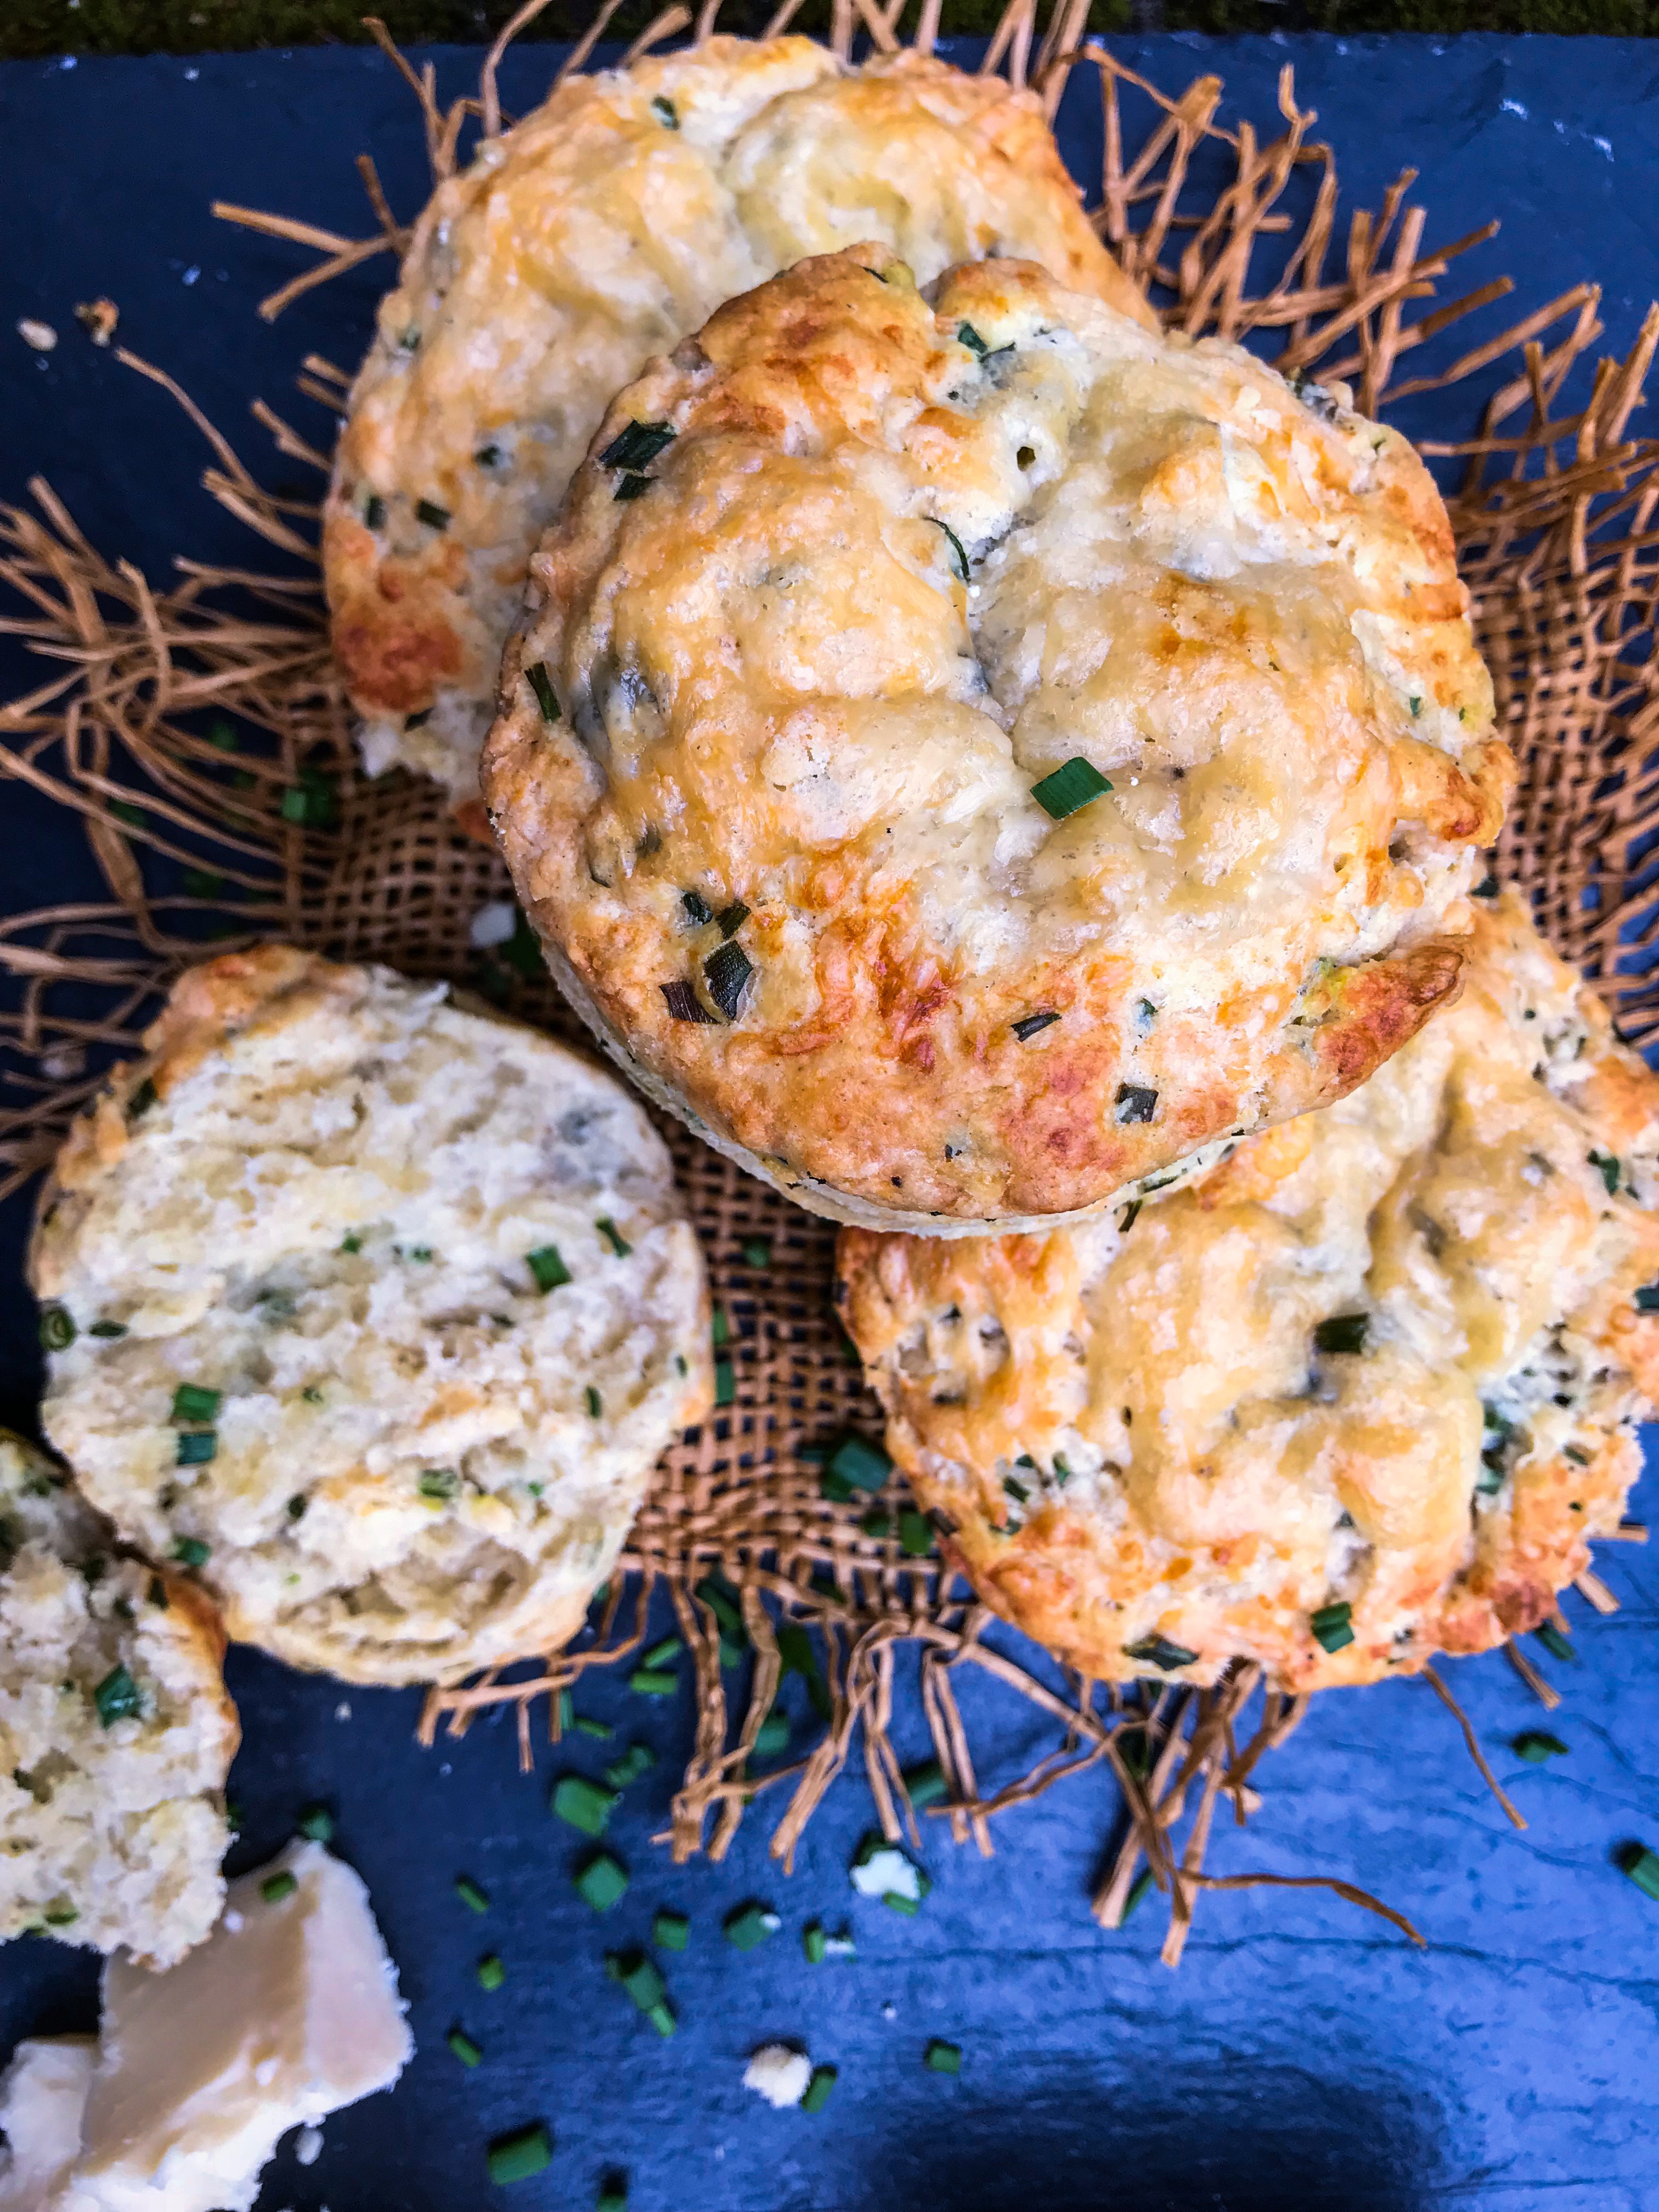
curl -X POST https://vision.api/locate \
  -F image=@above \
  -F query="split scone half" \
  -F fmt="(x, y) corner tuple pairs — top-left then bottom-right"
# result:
(30, 947), (712, 1687)
(483, 247), (1513, 1234)
(838, 894), (1659, 1691)
(324, 33), (1153, 808)
(0, 1432), (238, 1968)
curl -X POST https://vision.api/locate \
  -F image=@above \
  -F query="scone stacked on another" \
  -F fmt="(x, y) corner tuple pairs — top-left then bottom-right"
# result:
(483, 247), (1512, 1233)
(325, 33), (1154, 808)
(838, 895), (1659, 1691)
(0, 1432), (238, 1967)
(30, 946), (712, 1688)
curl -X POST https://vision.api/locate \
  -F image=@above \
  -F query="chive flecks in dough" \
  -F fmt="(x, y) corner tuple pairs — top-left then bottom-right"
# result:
(1409, 695), (1422, 716)
(651, 94), (679, 127)
(286, 1494), (307, 1519)
(261, 1871), (298, 1905)
(1634, 1284), (1659, 1311)
(715, 900), (749, 938)
(1118, 1200), (1142, 1234)
(363, 492), (385, 529)
(932, 518), (970, 583)
(128, 1076), (158, 1118)
(600, 420), (676, 472)
(1314, 1313), (1369, 1356)
(661, 979), (718, 1024)
(1003, 1474), (1029, 1504)
(171, 1383), (222, 1424)
(681, 889), (712, 926)
(93, 1664), (142, 1727)
(1115, 1084), (1158, 1124)
(714, 1358), (736, 1407)
(171, 1536), (210, 1568)
(419, 1468), (460, 1500)
(1123, 1634), (1198, 1672)
(527, 1244), (572, 1292)
(39, 1304), (75, 1352)
(1589, 1149), (1621, 1194)
(475, 443), (501, 467)
(614, 473), (653, 500)
(1310, 1600), (1355, 1652)
(585, 1386), (603, 1418)
(1032, 756), (1113, 820)
(1564, 1444), (1592, 1466)
(89, 1319), (127, 1339)
(596, 1216), (631, 1258)
(525, 661), (560, 722)
(957, 321), (989, 357)
(416, 498), (450, 530)
(1472, 873), (1500, 898)
(703, 941), (753, 1020)
(1011, 1010), (1059, 1042)
(175, 1431), (217, 1468)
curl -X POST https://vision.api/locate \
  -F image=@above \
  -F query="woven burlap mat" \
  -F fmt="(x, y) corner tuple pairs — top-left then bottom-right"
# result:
(3, 1), (1656, 1966)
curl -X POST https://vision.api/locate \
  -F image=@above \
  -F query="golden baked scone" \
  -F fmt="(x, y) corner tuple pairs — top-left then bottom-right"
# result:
(0, 1432), (238, 1968)
(838, 894), (1659, 1690)
(483, 247), (1511, 1233)
(325, 34), (1153, 807)
(30, 947), (712, 1686)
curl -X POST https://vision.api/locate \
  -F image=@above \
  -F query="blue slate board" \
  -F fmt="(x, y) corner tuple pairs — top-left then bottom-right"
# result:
(3, 33), (1659, 2212)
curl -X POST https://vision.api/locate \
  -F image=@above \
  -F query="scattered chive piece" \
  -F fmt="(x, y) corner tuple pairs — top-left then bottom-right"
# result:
(1313, 1312), (1369, 1357)
(629, 1667), (677, 1696)
(651, 93), (678, 127)
(111, 800), (148, 830)
(477, 1953), (506, 1990)
(175, 1431), (217, 1468)
(475, 444), (501, 467)
(646, 2000), (677, 2038)
(1589, 1150), (1621, 1195)
(261, 1871), (298, 1905)
(715, 900), (750, 938)
(1618, 1843), (1659, 1900)
(703, 940), (754, 1020)
(932, 518), (970, 583)
(1121, 1866), (1156, 1924)
(89, 1319), (127, 1339)
(883, 1892), (920, 1917)
(597, 1216), (631, 1259)
(553, 1775), (621, 1837)
(742, 1237), (771, 1267)
(93, 1664), (141, 1728)
(597, 2187), (628, 2212)
(603, 1743), (656, 1790)
(1514, 1731), (1568, 1764)
(653, 1910), (690, 1951)
(487, 2124), (552, 2185)
(804, 1920), (827, 1965)
(898, 1509), (933, 1558)
(861, 1506), (891, 1538)
(575, 1715), (613, 1740)
(1409, 694), (1422, 716)
(279, 770), (337, 828)
(527, 1244), (572, 1292)
(128, 1076), (157, 1118)
(616, 473), (652, 498)
(827, 1435), (891, 1493)
(43, 1908), (80, 1927)
(416, 498), (450, 529)
(340, 1232), (363, 1253)
(525, 661), (560, 722)
(1309, 1600), (1355, 1654)
(38, 1304), (76, 1352)
(754, 1710), (790, 1758)
(585, 1387), (603, 1418)
(182, 868), (224, 898)
(600, 420), (676, 472)
(448, 2029), (482, 2068)
(617, 1951), (667, 2011)
(662, 979), (718, 1023)
(641, 1635), (682, 1669)
(1011, 1010), (1059, 1043)
(724, 1903), (780, 1953)
(712, 1307), (731, 1347)
(801, 2065), (838, 2114)
(170, 1382), (222, 1424)
(419, 1468), (460, 1500)
(171, 1536), (210, 1569)
(957, 321), (990, 357)
(1115, 1083), (1158, 1125)
(904, 1759), (947, 1809)
(1031, 755), (1111, 820)
(695, 1574), (743, 1637)
(714, 1358), (736, 1407)
(1002, 1474), (1029, 1506)
(363, 492), (386, 529)
(287, 1494), (307, 1519)
(1122, 1634), (1198, 1672)
(1536, 1623), (1576, 1663)
(575, 1852), (631, 1912)
(924, 2040), (962, 2076)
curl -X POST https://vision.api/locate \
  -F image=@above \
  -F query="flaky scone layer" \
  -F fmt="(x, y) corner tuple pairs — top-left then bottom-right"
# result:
(31, 947), (711, 1686)
(839, 895), (1659, 1690)
(484, 246), (1510, 1231)
(325, 36), (1152, 805)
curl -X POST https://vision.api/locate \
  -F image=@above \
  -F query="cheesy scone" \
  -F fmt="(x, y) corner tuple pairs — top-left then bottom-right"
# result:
(484, 248), (1511, 1233)
(30, 947), (711, 1687)
(325, 35), (1153, 806)
(0, 1432), (237, 1967)
(838, 894), (1659, 1691)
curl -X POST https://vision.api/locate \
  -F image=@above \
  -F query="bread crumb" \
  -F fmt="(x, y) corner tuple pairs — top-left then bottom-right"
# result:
(743, 2044), (810, 2109)
(74, 298), (119, 347)
(18, 319), (57, 352)
(296, 2124), (324, 2166)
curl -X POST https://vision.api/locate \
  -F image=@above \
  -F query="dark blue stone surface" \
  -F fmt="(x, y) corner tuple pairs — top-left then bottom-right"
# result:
(3, 34), (1658, 2212)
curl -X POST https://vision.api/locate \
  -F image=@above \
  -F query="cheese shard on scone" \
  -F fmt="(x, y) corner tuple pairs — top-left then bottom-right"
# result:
(325, 34), (1154, 806)
(483, 246), (1510, 1234)
(49, 1841), (411, 2212)
(838, 894), (1659, 1690)
(31, 945), (712, 1688)
(0, 2039), (97, 2212)
(0, 1433), (236, 1967)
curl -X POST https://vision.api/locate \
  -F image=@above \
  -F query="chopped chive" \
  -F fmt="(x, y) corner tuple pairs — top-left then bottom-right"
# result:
(182, 867), (224, 898)
(580, 1386), (601, 1419)
(1011, 1010), (1059, 1042)
(419, 1468), (460, 1500)
(1618, 1843), (1659, 1899)
(1313, 1312), (1369, 1356)
(653, 1909), (690, 1951)
(801, 2064), (837, 2114)
(363, 492), (386, 529)
(287, 1494), (307, 1519)
(93, 1664), (141, 1727)
(898, 1509), (933, 1558)
(629, 1667), (677, 1696)
(662, 979), (718, 1023)
(1031, 756), (1111, 820)
(820, 1470), (855, 1504)
(646, 2000), (676, 2038)
(1635, 1284), (1659, 1312)
(827, 1435), (892, 1493)
(527, 1244), (572, 1293)
(175, 1431), (217, 1467)
(111, 800), (148, 830)
(525, 661), (561, 723)
(1536, 1623), (1576, 1663)
(553, 1775), (620, 1837)
(1310, 1600), (1354, 1653)
(931, 519), (970, 583)
(170, 1382), (222, 1424)
(641, 1634), (682, 1668)
(279, 772), (337, 828)
(128, 1075), (157, 1118)
(416, 498), (450, 529)
(43, 1907), (80, 1927)
(904, 1759), (947, 1809)
(38, 1304), (76, 1352)
(754, 1710), (789, 1758)
(695, 1573), (743, 1638)
(1514, 1731), (1568, 1764)
(714, 1357), (736, 1407)
(596, 1216), (631, 1259)
(883, 1891), (920, 1917)
(1122, 1634), (1198, 1672)
(597, 2186), (628, 2212)
(1589, 1150), (1621, 1195)
(576, 1852), (630, 1913)
(340, 1232), (364, 1254)
(261, 1870), (298, 1905)
(615, 473), (653, 499)
(292, 1803), (333, 1843)
(924, 2040), (962, 2075)
(681, 889), (713, 926)
(861, 1506), (891, 1538)
(1002, 1474), (1029, 1505)
(448, 2028), (482, 2068)
(89, 1319), (127, 1339)
(1121, 1866), (1156, 1924)
(804, 1920), (827, 1964)
(723, 1902), (781, 1952)
(477, 1953), (506, 1990)
(600, 420), (676, 472)
(712, 1307), (730, 1348)
(1408, 695), (1422, 716)
(603, 1743), (656, 1790)
(486, 2124), (551, 2185)
(171, 1536), (210, 1568)
(475, 444), (501, 467)
(741, 1236), (771, 1267)
(703, 940), (754, 1020)
(957, 321), (990, 357)
(651, 93), (679, 127)
(1564, 1444), (1592, 1467)
(575, 1716), (613, 1740)
(1115, 1084), (1158, 1125)
(715, 900), (750, 938)
(455, 1875), (489, 1916)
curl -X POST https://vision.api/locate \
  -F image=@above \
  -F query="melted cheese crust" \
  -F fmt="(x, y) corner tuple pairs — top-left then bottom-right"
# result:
(325, 36), (1151, 802)
(31, 948), (711, 1686)
(484, 247), (1510, 1231)
(839, 896), (1659, 1690)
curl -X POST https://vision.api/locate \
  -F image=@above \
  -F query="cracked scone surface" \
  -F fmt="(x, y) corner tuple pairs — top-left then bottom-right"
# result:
(31, 947), (712, 1688)
(324, 34), (1152, 804)
(0, 1432), (237, 1968)
(838, 895), (1659, 1691)
(483, 247), (1511, 1232)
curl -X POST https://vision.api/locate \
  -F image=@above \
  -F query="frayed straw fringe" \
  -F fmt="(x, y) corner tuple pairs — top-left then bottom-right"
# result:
(4, 1), (1657, 1963)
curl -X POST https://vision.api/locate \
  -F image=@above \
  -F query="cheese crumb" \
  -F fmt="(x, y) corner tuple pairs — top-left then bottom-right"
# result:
(18, 319), (58, 352)
(743, 2044), (811, 2109)
(850, 1845), (921, 1902)
(295, 2124), (324, 2166)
